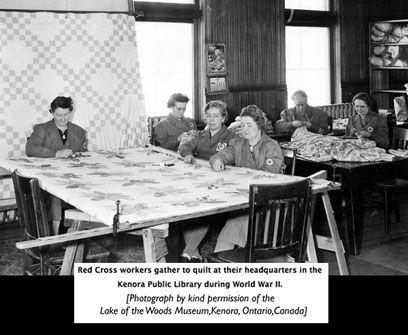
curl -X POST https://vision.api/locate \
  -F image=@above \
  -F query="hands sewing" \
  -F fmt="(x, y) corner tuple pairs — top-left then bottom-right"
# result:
(291, 120), (303, 128)
(212, 159), (225, 172)
(55, 149), (73, 158)
(350, 128), (371, 138)
(183, 155), (196, 164)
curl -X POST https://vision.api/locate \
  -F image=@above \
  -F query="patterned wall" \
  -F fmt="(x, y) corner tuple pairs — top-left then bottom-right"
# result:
(0, 11), (148, 198)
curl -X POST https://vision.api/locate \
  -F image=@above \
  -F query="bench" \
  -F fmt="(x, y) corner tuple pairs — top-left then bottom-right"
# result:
(316, 102), (354, 134)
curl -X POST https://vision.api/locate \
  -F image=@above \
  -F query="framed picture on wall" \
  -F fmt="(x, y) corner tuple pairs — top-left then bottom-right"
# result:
(207, 76), (228, 95)
(207, 43), (226, 75)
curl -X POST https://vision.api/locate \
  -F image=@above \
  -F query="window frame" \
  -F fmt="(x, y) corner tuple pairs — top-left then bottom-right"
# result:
(132, 1), (202, 120)
(284, 1), (337, 103)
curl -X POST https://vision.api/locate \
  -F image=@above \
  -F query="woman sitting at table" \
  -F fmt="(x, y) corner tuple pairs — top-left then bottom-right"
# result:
(345, 92), (389, 149)
(177, 100), (235, 262)
(209, 104), (285, 252)
(154, 93), (197, 151)
(26, 96), (87, 235)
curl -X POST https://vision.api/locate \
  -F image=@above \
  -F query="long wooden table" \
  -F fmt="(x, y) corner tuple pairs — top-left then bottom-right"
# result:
(287, 152), (408, 256)
(0, 146), (345, 273)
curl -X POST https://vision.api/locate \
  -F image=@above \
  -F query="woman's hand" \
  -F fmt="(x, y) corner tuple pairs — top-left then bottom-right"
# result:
(212, 159), (225, 172)
(177, 132), (186, 142)
(183, 155), (195, 164)
(55, 149), (73, 158)
(304, 121), (312, 128)
(358, 130), (371, 138)
(292, 120), (303, 128)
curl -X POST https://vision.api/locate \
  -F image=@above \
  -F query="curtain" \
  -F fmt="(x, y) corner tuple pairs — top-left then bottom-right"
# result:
(0, 11), (148, 199)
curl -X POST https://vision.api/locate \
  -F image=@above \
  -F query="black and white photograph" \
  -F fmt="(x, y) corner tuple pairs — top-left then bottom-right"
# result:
(1, 0), (408, 327)
(207, 43), (226, 75)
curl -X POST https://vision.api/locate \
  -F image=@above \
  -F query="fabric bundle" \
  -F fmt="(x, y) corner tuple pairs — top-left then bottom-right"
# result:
(282, 127), (394, 162)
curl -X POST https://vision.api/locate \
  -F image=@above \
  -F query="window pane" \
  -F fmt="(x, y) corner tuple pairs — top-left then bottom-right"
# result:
(134, 0), (195, 4)
(285, 26), (331, 106)
(135, 22), (193, 117)
(285, 0), (329, 11)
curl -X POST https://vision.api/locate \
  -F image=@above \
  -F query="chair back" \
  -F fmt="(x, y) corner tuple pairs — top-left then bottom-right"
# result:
(246, 178), (311, 262)
(12, 171), (49, 240)
(391, 127), (408, 149)
(147, 116), (167, 145)
(283, 148), (297, 176)
(12, 171), (51, 273)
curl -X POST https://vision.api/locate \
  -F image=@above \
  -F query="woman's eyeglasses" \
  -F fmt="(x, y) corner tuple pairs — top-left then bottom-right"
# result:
(354, 105), (368, 109)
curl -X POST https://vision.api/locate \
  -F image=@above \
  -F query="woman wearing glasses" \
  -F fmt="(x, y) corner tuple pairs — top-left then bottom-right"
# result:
(26, 96), (87, 234)
(177, 100), (235, 262)
(345, 92), (389, 149)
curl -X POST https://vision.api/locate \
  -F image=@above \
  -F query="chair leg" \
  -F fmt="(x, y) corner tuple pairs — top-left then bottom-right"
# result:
(368, 193), (372, 216)
(393, 201), (401, 223)
(383, 191), (389, 236)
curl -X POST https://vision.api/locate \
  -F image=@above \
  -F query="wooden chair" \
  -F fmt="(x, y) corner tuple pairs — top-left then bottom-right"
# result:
(12, 171), (109, 275)
(390, 126), (408, 149)
(206, 179), (312, 263)
(283, 148), (297, 176)
(0, 169), (18, 224)
(147, 116), (167, 145)
(369, 127), (408, 235)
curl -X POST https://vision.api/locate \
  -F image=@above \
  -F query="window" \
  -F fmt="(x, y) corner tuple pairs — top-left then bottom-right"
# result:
(133, 1), (199, 118)
(135, 22), (193, 117)
(285, 26), (331, 106)
(284, 0), (333, 106)
(135, 0), (194, 3)
(285, 0), (329, 11)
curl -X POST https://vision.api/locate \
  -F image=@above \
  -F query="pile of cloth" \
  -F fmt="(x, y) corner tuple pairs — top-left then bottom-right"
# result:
(389, 149), (408, 158)
(281, 127), (394, 162)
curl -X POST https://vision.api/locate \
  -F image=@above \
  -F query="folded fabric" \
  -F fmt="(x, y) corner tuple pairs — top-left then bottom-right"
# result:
(284, 127), (391, 162)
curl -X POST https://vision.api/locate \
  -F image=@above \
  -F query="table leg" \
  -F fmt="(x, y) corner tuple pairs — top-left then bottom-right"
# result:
(141, 224), (169, 263)
(342, 170), (363, 256)
(321, 191), (349, 275)
(306, 195), (318, 262)
(60, 221), (85, 275)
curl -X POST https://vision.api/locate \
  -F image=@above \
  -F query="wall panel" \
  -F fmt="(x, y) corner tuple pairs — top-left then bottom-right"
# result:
(204, 0), (285, 123)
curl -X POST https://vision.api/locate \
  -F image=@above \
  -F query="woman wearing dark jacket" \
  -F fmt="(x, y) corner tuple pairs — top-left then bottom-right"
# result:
(26, 96), (87, 234)
(177, 100), (234, 262)
(154, 93), (197, 151)
(345, 92), (389, 149)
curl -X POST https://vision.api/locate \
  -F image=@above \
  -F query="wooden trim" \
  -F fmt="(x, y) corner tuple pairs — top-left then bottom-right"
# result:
(193, 16), (201, 123)
(0, 9), (132, 14)
(128, 0), (135, 14)
(284, 9), (335, 27)
(133, 2), (201, 23)
(229, 84), (287, 93)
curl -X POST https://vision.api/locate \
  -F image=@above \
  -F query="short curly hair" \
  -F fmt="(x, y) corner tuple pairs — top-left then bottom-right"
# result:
(203, 100), (228, 122)
(239, 105), (267, 130)
(352, 92), (373, 110)
(50, 96), (73, 113)
(167, 93), (190, 108)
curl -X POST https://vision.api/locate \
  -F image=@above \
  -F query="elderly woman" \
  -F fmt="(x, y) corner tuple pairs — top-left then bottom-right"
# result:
(179, 100), (234, 161)
(154, 93), (197, 151)
(177, 100), (235, 262)
(26, 96), (87, 234)
(209, 105), (285, 252)
(346, 92), (389, 149)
